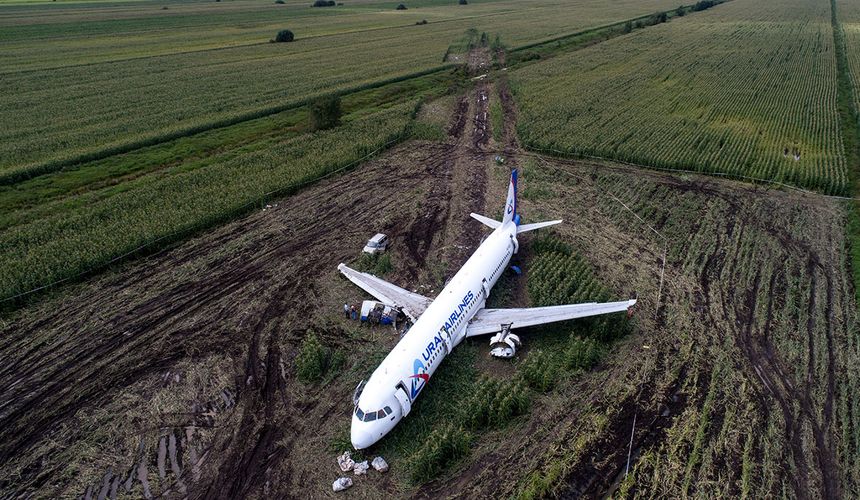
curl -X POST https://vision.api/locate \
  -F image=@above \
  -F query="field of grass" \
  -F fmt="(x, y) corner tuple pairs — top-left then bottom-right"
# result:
(0, 0), (683, 183)
(511, 0), (848, 194)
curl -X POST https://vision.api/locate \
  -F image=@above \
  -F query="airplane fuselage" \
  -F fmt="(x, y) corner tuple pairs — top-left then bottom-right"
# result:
(350, 220), (518, 449)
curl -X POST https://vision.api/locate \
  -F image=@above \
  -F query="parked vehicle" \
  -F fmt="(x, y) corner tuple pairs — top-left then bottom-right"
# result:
(362, 233), (389, 254)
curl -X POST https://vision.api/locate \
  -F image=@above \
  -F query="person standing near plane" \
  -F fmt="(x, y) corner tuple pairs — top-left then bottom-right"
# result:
(343, 303), (350, 319)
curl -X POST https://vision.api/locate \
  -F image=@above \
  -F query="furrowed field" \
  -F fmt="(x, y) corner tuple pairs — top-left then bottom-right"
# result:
(511, 0), (848, 194)
(0, 0), (682, 183)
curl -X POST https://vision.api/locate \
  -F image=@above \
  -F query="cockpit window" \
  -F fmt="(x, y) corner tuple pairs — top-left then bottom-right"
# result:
(384, 406), (392, 415)
(377, 410), (386, 419)
(355, 407), (364, 420)
(364, 411), (377, 422)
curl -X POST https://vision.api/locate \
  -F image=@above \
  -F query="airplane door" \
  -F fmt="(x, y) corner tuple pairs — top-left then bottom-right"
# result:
(439, 327), (453, 355)
(481, 279), (490, 301)
(394, 383), (411, 417)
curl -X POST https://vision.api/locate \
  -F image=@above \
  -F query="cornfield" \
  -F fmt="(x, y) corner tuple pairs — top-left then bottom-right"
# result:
(512, 0), (848, 194)
(0, 102), (416, 301)
(0, 0), (684, 182)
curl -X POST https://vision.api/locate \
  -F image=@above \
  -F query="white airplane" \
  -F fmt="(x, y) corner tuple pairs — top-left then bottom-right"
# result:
(339, 169), (636, 449)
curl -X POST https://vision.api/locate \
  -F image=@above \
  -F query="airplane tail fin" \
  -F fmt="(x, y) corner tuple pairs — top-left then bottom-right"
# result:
(502, 169), (518, 225)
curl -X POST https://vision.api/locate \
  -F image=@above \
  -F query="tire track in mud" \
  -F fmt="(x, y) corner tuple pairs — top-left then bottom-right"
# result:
(0, 141), (460, 497)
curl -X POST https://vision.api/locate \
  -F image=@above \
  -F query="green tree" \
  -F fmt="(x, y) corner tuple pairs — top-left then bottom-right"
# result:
(309, 96), (342, 131)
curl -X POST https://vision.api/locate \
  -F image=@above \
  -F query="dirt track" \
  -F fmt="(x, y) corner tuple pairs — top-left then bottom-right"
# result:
(1, 51), (857, 499)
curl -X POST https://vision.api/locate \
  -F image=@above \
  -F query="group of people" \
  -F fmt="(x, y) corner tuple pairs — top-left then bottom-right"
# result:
(343, 303), (358, 320)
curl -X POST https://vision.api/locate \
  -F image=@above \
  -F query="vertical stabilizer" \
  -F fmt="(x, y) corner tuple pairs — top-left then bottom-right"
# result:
(503, 169), (518, 224)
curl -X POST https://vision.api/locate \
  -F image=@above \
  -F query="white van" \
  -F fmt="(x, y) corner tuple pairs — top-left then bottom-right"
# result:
(362, 233), (389, 254)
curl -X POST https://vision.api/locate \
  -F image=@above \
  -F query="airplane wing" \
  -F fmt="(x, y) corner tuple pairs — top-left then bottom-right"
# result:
(465, 299), (636, 337)
(337, 263), (432, 322)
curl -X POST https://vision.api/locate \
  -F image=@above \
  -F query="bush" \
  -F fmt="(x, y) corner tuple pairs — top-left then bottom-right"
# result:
(416, 19), (428, 25)
(520, 350), (558, 393)
(272, 29), (294, 42)
(355, 252), (393, 276)
(396, 3), (407, 9)
(408, 423), (472, 482)
(691, 0), (716, 11)
(312, 0), (336, 6)
(274, 0), (285, 3)
(296, 332), (327, 381)
(296, 331), (343, 382)
(309, 95), (342, 130)
(676, 5), (686, 15)
(458, 0), (467, 4)
(463, 377), (529, 430)
(565, 336), (604, 371)
(654, 11), (668, 23)
(623, 21), (633, 33)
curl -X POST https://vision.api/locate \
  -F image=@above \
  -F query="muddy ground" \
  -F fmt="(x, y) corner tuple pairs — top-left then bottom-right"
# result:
(1, 59), (858, 499)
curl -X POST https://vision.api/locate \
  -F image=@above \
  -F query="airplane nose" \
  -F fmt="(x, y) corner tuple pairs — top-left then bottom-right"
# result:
(351, 424), (376, 450)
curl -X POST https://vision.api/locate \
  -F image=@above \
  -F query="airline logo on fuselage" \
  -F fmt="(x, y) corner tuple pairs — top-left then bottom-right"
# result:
(442, 290), (474, 333)
(408, 290), (475, 400)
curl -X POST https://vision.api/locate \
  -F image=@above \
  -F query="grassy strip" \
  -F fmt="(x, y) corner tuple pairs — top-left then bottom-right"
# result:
(0, 64), (454, 186)
(830, 0), (860, 307)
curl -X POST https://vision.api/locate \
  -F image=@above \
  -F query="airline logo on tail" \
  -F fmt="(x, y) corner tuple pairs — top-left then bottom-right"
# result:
(504, 169), (518, 223)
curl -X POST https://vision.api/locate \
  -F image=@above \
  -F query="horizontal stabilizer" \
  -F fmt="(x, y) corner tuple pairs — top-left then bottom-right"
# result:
(470, 213), (501, 229)
(517, 219), (562, 233)
(465, 299), (636, 337)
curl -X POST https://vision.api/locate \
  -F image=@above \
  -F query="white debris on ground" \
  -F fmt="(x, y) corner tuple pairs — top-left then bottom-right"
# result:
(337, 451), (355, 472)
(353, 461), (369, 475)
(371, 456), (389, 473)
(332, 452), (388, 491)
(332, 477), (353, 492)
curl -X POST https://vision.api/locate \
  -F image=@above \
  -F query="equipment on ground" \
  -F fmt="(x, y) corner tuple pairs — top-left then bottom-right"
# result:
(360, 300), (399, 325)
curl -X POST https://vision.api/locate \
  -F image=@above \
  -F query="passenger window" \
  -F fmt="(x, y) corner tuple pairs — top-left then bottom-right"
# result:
(384, 406), (392, 415)
(365, 412), (377, 422)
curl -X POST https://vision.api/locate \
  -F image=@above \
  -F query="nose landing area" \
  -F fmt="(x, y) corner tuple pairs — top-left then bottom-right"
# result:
(351, 423), (375, 450)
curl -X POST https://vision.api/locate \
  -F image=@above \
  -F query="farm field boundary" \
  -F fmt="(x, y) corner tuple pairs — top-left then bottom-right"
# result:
(0, 103), (421, 309)
(0, 64), (452, 186)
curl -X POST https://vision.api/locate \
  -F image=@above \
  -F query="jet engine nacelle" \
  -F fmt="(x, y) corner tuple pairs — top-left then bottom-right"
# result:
(489, 327), (521, 358)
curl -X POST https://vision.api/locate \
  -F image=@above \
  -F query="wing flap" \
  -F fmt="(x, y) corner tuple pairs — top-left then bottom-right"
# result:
(337, 263), (431, 321)
(465, 299), (636, 337)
